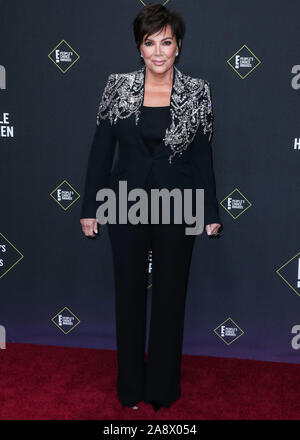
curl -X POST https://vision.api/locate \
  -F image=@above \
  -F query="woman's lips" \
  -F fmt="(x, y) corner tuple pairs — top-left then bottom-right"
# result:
(152, 60), (166, 65)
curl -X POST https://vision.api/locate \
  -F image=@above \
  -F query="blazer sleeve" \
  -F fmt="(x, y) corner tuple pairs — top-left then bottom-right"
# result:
(80, 75), (117, 219)
(190, 80), (222, 226)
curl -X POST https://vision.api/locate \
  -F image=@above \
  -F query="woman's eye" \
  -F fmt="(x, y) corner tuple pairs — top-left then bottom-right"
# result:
(144, 41), (172, 46)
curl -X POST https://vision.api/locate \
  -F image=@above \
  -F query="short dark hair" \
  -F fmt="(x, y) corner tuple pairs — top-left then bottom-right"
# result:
(133, 3), (186, 59)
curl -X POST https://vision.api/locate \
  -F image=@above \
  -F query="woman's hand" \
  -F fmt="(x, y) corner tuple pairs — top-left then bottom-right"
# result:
(80, 218), (99, 238)
(205, 223), (221, 237)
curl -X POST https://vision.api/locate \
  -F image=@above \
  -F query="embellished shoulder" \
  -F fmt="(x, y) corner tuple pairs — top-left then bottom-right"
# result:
(96, 73), (118, 126)
(162, 72), (213, 163)
(199, 79), (213, 142)
(96, 70), (140, 126)
(183, 74), (213, 142)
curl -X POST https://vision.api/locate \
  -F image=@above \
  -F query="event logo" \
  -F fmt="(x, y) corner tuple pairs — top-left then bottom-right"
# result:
(276, 251), (300, 298)
(0, 112), (14, 138)
(48, 40), (80, 73)
(51, 307), (81, 334)
(50, 179), (80, 210)
(220, 188), (252, 219)
(0, 232), (24, 279)
(148, 249), (152, 289)
(0, 65), (6, 89)
(139, 0), (170, 5)
(227, 44), (261, 79)
(214, 317), (244, 345)
(148, 250), (152, 274)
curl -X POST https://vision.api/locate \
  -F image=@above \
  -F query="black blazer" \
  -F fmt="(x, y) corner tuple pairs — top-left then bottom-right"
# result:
(80, 64), (222, 226)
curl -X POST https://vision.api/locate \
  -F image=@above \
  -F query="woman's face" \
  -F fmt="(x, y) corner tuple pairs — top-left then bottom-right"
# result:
(140, 24), (179, 73)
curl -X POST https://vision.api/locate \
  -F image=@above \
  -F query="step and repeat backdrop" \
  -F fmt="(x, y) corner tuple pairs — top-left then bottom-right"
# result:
(1, 0), (299, 362)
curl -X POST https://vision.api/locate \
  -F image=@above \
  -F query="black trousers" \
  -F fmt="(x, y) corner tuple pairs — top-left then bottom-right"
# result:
(107, 170), (196, 407)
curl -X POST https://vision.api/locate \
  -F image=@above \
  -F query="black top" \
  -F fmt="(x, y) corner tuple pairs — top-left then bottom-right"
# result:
(139, 105), (170, 154)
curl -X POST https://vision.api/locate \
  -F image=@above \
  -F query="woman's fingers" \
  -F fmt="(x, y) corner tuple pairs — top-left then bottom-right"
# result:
(80, 218), (99, 237)
(206, 223), (221, 236)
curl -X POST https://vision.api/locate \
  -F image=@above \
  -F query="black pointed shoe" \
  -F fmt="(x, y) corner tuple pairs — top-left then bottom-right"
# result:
(151, 400), (162, 412)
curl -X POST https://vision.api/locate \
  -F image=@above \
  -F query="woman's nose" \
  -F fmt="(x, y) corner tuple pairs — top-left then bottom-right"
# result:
(154, 45), (162, 55)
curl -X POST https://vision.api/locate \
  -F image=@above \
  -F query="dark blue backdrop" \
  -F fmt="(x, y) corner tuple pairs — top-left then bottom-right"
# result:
(1, 0), (300, 363)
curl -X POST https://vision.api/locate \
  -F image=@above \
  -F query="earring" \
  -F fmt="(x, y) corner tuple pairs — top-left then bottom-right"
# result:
(140, 53), (143, 58)
(176, 52), (178, 56)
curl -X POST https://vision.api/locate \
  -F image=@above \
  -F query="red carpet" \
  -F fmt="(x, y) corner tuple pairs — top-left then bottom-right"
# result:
(0, 342), (299, 420)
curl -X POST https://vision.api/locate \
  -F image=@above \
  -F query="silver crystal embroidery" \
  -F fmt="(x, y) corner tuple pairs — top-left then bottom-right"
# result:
(96, 65), (213, 164)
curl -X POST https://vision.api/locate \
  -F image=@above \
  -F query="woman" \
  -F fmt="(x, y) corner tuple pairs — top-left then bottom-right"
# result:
(80, 4), (222, 412)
